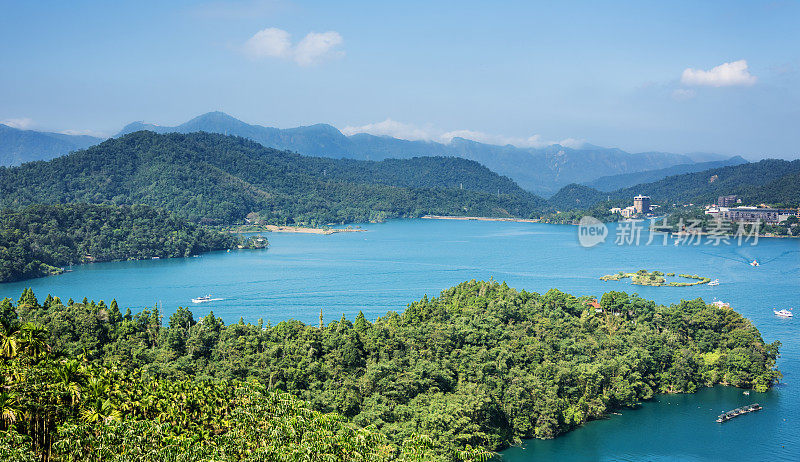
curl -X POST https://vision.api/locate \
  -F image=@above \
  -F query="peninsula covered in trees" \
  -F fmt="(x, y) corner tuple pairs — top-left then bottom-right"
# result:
(0, 204), (255, 283)
(1, 280), (780, 460)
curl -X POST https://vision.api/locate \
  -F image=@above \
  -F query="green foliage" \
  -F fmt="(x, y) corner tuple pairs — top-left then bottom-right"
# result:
(545, 159), (800, 216)
(0, 314), (486, 461)
(0, 204), (243, 282)
(610, 159), (800, 207)
(0, 131), (546, 226)
(5, 282), (780, 459)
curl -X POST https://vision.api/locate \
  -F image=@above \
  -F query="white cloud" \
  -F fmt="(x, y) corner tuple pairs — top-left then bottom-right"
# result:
(342, 118), (585, 149)
(681, 60), (757, 87)
(342, 119), (434, 141)
(294, 31), (344, 66)
(557, 138), (587, 149)
(438, 129), (549, 148)
(61, 129), (109, 138)
(243, 27), (343, 66)
(244, 27), (292, 59)
(671, 88), (696, 100)
(1, 117), (34, 129)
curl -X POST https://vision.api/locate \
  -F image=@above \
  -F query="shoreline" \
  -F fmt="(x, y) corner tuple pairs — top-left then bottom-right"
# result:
(262, 225), (366, 235)
(422, 215), (540, 223)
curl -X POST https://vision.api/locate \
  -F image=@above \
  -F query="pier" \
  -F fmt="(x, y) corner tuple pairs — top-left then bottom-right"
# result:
(716, 403), (762, 423)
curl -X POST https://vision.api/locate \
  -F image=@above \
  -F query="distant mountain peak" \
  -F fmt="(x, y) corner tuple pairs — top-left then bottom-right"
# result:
(109, 112), (741, 196)
(0, 124), (103, 166)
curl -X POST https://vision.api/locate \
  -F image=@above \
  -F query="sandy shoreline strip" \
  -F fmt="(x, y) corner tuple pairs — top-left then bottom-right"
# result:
(264, 225), (366, 235)
(422, 215), (539, 223)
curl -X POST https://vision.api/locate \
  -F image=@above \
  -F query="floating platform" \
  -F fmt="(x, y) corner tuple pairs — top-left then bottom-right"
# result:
(716, 403), (762, 423)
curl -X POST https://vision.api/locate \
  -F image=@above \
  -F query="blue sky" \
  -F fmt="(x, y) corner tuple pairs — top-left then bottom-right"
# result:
(0, 0), (798, 159)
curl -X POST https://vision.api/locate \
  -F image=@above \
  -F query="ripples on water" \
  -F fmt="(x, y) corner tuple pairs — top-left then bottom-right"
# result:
(1, 219), (797, 461)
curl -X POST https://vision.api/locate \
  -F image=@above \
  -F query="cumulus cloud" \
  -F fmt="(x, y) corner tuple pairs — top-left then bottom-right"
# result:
(681, 60), (757, 87)
(342, 118), (585, 149)
(294, 31), (344, 66)
(1, 117), (34, 129)
(243, 27), (343, 66)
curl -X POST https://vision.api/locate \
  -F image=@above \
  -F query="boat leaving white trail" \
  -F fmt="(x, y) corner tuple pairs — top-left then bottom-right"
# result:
(774, 308), (793, 318)
(192, 295), (224, 304)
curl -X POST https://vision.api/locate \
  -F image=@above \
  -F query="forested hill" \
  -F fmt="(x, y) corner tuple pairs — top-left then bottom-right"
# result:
(0, 204), (245, 282)
(0, 131), (546, 224)
(611, 158), (800, 206)
(548, 159), (800, 210)
(2, 281), (780, 460)
(584, 156), (748, 192)
(116, 111), (734, 195)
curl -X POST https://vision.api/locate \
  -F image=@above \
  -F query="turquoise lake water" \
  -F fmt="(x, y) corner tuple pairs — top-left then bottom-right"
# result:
(1, 219), (797, 461)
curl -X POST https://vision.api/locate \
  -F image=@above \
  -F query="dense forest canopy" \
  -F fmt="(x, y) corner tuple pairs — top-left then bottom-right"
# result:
(0, 293), (487, 461)
(0, 204), (248, 283)
(549, 159), (800, 213)
(0, 131), (547, 225)
(1, 281), (780, 459)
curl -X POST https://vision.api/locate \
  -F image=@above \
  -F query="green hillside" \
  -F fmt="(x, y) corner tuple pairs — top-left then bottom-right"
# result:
(547, 159), (800, 212)
(612, 159), (800, 205)
(0, 204), (245, 282)
(584, 156), (747, 192)
(0, 131), (546, 225)
(2, 281), (779, 460)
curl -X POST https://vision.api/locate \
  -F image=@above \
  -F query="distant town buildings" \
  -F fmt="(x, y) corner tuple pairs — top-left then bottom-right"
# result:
(610, 195), (656, 218)
(706, 206), (799, 224)
(633, 195), (651, 214)
(717, 195), (740, 207)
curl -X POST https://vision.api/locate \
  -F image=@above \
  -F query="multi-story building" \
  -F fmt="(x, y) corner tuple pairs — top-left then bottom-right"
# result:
(717, 195), (739, 207)
(633, 195), (651, 214)
(720, 206), (798, 224)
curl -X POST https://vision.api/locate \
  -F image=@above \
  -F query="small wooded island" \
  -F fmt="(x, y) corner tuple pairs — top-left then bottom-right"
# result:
(1, 280), (779, 461)
(601, 269), (712, 286)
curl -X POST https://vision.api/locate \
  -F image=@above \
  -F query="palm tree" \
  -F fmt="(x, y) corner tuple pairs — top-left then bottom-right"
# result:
(0, 323), (20, 359)
(81, 398), (121, 423)
(0, 391), (20, 430)
(18, 323), (50, 359)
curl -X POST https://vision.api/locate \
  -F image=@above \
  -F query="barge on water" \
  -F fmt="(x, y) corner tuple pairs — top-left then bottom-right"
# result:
(716, 403), (762, 423)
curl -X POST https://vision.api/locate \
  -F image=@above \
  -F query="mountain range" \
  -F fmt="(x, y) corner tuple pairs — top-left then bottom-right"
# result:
(0, 131), (545, 224)
(584, 157), (748, 191)
(0, 124), (102, 166)
(550, 159), (800, 211)
(114, 111), (742, 196)
(1, 111), (748, 196)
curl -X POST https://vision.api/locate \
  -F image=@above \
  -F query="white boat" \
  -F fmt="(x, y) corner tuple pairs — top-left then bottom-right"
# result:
(192, 295), (213, 303)
(708, 279), (719, 286)
(774, 309), (793, 318)
(750, 260), (759, 267)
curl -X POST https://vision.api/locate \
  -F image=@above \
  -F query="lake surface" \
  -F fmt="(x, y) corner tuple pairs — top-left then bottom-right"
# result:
(1, 219), (798, 461)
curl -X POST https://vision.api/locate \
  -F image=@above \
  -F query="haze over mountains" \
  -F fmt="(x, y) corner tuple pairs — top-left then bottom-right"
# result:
(115, 111), (742, 196)
(0, 124), (102, 166)
(2, 111), (747, 197)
